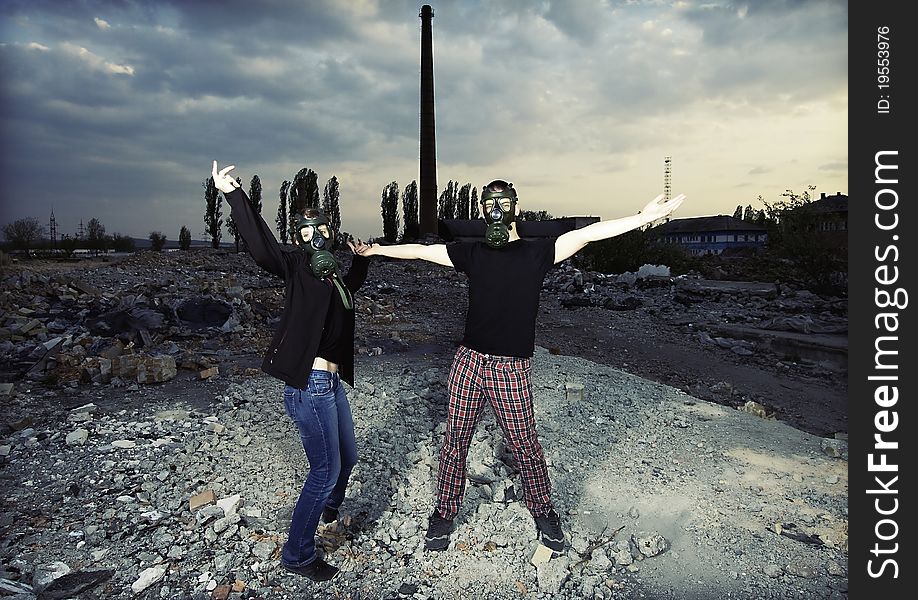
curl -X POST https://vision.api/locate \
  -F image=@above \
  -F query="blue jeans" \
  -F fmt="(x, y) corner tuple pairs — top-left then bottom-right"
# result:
(281, 370), (358, 567)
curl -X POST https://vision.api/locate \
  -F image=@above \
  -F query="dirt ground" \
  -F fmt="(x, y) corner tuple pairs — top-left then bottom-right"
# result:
(353, 258), (847, 439)
(0, 252), (849, 598)
(4, 252), (847, 438)
(534, 299), (847, 439)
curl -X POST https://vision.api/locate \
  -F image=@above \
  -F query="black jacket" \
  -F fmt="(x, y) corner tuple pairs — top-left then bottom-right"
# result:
(224, 188), (369, 388)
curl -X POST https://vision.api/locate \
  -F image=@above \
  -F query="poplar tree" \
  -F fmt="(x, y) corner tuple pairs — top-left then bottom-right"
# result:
(401, 180), (419, 241)
(203, 176), (222, 249)
(323, 176), (341, 233)
(288, 168), (320, 235)
(457, 183), (472, 220)
(276, 180), (290, 244)
(225, 176), (242, 252)
(381, 181), (400, 243)
(248, 175), (263, 215)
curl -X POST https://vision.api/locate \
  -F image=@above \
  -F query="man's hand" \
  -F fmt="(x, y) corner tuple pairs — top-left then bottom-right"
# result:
(553, 192), (687, 263)
(638, 193), (686, 225)
(349, 239), (376, 256)
(212, 160), (241, 194)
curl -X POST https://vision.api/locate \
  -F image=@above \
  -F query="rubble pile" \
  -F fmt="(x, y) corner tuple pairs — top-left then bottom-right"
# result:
(0, 251), (848, 597)
(1, 348), (847, 599)
(0, 252), (285, 391)
(543, 262), (847, 374)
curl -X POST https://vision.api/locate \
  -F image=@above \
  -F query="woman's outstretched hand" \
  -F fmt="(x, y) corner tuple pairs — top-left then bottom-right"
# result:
(212, 160), (241, 194)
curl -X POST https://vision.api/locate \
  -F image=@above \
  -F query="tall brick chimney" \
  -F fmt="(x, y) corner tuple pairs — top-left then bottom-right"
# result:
(419, 5), (438, 235)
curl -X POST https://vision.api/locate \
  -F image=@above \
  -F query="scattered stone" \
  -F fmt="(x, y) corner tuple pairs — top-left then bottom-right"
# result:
(131, 566), (166, 593)
(31, 562), (71, 593)
(216, 494), (243, 516)
(565, 382), (584, 402)
(785, 563), (818, 579)
(190, 490), (217, 511)
(610, 540), (633, 566)
(632, 532), (669, 558)
(530, 543), (554, 567)
(200, 366), (220, 380)
(764, 564), (782, 578)
(38, 569), (114, 599)
(253, 541), (276, 561)
(65, 429), (89, 446)
(740, 400), (769, 418)
(398, 582), (418, 596)
(820, 438), (848, 460)
(537, 555), (570, 595)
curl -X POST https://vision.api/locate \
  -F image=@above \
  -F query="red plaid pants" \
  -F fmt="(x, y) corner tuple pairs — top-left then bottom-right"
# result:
(436, 345), (554, 519)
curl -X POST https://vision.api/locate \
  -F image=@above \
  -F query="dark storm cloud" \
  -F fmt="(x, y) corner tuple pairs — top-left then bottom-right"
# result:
(0, 0), (847, 239)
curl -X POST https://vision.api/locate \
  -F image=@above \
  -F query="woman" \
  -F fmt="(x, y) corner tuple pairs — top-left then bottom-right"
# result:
(212, 160), (371, 582)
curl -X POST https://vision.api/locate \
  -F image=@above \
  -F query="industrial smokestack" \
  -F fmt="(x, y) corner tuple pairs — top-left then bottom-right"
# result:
(419, 4), (438, 235)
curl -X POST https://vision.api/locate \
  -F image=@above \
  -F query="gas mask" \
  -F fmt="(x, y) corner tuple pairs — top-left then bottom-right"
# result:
(293, 212), (338, 276)
(480, 180), (518, 248)
(293, 212), (353, 309)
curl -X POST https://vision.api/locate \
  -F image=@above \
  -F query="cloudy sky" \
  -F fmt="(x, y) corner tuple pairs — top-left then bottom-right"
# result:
(1, 0), (847, 241)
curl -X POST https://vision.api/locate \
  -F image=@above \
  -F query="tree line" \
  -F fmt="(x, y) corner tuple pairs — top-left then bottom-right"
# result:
(3, 169), (562, 255)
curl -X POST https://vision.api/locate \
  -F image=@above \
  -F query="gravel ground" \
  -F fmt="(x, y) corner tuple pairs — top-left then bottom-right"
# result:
(1, 348), (847, 599)
(0, 251), (848, 599)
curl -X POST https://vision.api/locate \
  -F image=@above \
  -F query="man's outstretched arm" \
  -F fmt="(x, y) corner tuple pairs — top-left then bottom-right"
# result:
(553, 193), (686, 264)
(359, 243), (454, 267)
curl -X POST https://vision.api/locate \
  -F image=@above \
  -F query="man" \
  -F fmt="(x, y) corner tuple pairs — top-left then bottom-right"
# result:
(359, 179), (685, 552)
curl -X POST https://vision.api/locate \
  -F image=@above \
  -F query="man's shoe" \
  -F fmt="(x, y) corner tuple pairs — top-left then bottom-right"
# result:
(424, 508), (454, 551)
(321, 505), (339, 524)
(281, 557), (339, 582)
(534, 509), (565, 552)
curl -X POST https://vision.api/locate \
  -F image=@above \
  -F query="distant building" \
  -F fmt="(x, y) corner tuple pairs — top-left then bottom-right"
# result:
(653, 215), (768, 256)
(789, 192), (848, 249)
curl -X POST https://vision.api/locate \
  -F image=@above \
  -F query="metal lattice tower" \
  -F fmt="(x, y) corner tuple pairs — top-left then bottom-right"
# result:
(663, 156), (672, 201)
(49, 208), (58, 247)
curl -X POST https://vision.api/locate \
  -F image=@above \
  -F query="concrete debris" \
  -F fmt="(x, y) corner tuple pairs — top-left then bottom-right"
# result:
(820, 438), (848, 460)
(0, 250), (847, 599)
(131, 566), (167, 593)
(31, 561), (71, 593)
(189, 489), (217, 511)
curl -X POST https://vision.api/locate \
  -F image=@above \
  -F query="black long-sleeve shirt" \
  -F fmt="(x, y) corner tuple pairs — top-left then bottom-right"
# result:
(224, 188), (368, 387)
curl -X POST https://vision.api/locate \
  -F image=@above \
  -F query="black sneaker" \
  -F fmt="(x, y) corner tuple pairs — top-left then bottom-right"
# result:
(534, 509), (565, 552)
(281, 557), (339, 582)
(321, 505), (339, 524)
(424, 508), (454, 551)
